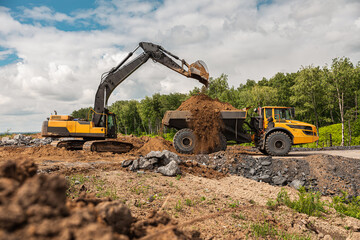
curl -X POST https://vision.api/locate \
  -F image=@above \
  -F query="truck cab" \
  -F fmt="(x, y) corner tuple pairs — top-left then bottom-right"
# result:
(253, 106), (319, 155)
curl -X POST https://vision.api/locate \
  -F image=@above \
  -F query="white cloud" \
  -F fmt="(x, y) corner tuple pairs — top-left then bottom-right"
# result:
(0, 0), (360, 132)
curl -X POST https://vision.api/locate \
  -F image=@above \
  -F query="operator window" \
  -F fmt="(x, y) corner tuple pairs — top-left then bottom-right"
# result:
(265, 109), (272, 119)
(108, 116), (114, 128)
(274, 108), (291, 120)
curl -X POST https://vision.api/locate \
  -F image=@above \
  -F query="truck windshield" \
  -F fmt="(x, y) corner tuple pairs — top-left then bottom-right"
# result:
(274, 108), (292, 120)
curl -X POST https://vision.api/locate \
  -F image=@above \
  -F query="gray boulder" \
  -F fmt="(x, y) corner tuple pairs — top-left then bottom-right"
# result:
(272, 176), (287, 186)
(290, 179), (304, 190)
(145, 151), (164, 159)
(157, 160), (181, 176)
(129, 159), (139, 171)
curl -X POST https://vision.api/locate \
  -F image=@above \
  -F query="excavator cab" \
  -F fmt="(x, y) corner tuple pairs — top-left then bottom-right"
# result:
(106, 113), (117, 138)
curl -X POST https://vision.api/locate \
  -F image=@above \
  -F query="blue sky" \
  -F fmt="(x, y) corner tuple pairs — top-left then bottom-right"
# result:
(0, 0), (360, 132)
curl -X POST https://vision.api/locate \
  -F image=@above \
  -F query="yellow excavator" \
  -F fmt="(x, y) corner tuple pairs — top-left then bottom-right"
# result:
(41, 42), (209, 152)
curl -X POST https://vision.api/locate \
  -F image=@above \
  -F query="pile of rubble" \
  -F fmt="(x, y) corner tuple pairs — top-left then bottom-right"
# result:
(123, 150), (182, 176)
(0, 134), (52, 147)
(192, 152), (360, 196)
(0, 159), (198, 240)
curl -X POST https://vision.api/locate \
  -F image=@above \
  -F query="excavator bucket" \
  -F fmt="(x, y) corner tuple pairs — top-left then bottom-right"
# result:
(189, 60), (209, 87)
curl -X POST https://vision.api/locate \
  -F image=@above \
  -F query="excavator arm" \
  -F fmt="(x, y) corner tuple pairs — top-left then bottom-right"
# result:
(93, 42), (209, 127)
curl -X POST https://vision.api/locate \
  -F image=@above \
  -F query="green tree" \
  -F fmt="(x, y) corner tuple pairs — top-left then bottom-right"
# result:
(71, 107), (92, 120)
(325, 57), (357, 146)
(268, 72), (297, 106)
(291, 66), (327, 135)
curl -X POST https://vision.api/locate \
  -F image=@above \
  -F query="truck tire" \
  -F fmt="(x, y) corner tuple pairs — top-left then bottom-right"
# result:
(265, 131), (291, 156)
(173, 128), (196, 154)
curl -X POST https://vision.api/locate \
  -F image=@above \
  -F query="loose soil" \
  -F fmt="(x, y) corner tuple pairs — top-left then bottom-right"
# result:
(177, 94), (238, 153)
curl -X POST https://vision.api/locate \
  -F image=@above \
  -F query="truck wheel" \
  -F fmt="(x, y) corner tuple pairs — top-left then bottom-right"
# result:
(173, 128), (196, 154)
(265, 131), (291, 156)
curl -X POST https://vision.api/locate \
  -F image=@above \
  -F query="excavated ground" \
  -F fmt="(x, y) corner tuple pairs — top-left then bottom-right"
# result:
(0, 95), (359, 239)
(1, 140), (360, 239)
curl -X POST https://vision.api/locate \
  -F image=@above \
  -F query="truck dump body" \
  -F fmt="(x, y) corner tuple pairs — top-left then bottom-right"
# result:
(162, 110), (252, 143)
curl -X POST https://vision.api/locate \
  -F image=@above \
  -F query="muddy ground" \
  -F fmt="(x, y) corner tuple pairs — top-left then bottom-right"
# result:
(0, 137), (359, 240)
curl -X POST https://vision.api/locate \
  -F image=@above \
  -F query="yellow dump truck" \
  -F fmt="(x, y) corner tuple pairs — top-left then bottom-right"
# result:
(162, 106), (319, 156)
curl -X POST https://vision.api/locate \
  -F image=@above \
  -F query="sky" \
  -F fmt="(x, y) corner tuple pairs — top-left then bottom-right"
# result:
(0, 0), (360, 132)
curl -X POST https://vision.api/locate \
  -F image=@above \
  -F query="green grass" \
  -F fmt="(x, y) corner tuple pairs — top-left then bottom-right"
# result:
(228, 200), (240, 208)
(251, 222), (311, 240)
(332, 191), (360, 220)
(175, 200), (182, 212)
(66, 174), (118, 200)
(275, 188), (327, 217)
(185, 198), (193, 206)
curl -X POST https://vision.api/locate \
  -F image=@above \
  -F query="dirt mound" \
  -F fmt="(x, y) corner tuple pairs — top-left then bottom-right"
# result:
(177, 94), (237, 153)
(0, 159), (194, 239)
(135, 136), (176, 156)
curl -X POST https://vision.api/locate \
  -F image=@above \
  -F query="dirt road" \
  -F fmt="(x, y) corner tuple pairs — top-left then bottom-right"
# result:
(273, 149), (360, 159)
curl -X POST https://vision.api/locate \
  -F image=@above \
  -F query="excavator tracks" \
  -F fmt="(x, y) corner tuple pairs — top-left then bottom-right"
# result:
(51, 139), (86, 150)
(82, 140), (133, 153)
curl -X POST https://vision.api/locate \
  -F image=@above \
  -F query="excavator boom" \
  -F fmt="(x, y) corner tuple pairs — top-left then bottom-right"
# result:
(93, 42), (209, 127)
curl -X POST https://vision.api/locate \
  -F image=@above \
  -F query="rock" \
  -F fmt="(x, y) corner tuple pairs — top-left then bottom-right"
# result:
(290, 179), (304, 190)
(121, 160), (133, 168)
(139, 157), (158, 170)
(145, 151), (164, 159)
(163, 150), (181, 164)
(129, 159), (139, 171)
(272, 176), (287, 186)
(1, 137), (10, 143)
(249, 168), (256, 175)
(259, 175), (271, 183)
(13, 134), (24, 141)
(157, 160), (181, 176)
(261, 161), (272, 166)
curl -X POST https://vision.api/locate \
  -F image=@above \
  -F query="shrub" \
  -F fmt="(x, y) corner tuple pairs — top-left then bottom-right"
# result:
(276, 188), (327, 217)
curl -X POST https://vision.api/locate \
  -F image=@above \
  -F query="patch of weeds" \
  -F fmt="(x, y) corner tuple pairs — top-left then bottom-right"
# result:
(251, 222), (278, 238)
(66, 174), (89, 198)
(266, 199), (279, 211)
(251, 222), (311, 240)
(131, 184), (151, 195)
(232, 213), (246, 220)
(276, 187), (327, 217)
(249, 199), (256, 205)
(200, 196), (206, 201)
(91, 176), (118, 199)
(229, 200), (240, 208)
(332, 191), (360, 220)
(175, 200), (182, 212)
(175, 174), (181, 180)
(169, 181), (174, 187)
(185, 198), (192, 206)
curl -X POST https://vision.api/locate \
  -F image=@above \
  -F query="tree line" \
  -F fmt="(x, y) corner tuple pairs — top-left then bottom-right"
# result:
(72, 57), (360, 146)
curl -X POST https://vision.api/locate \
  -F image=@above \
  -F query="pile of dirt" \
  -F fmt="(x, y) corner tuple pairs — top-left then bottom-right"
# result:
(0, 159), (199, 239)
(177, 94), (237, 153)
(134, 136), (176, 156)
